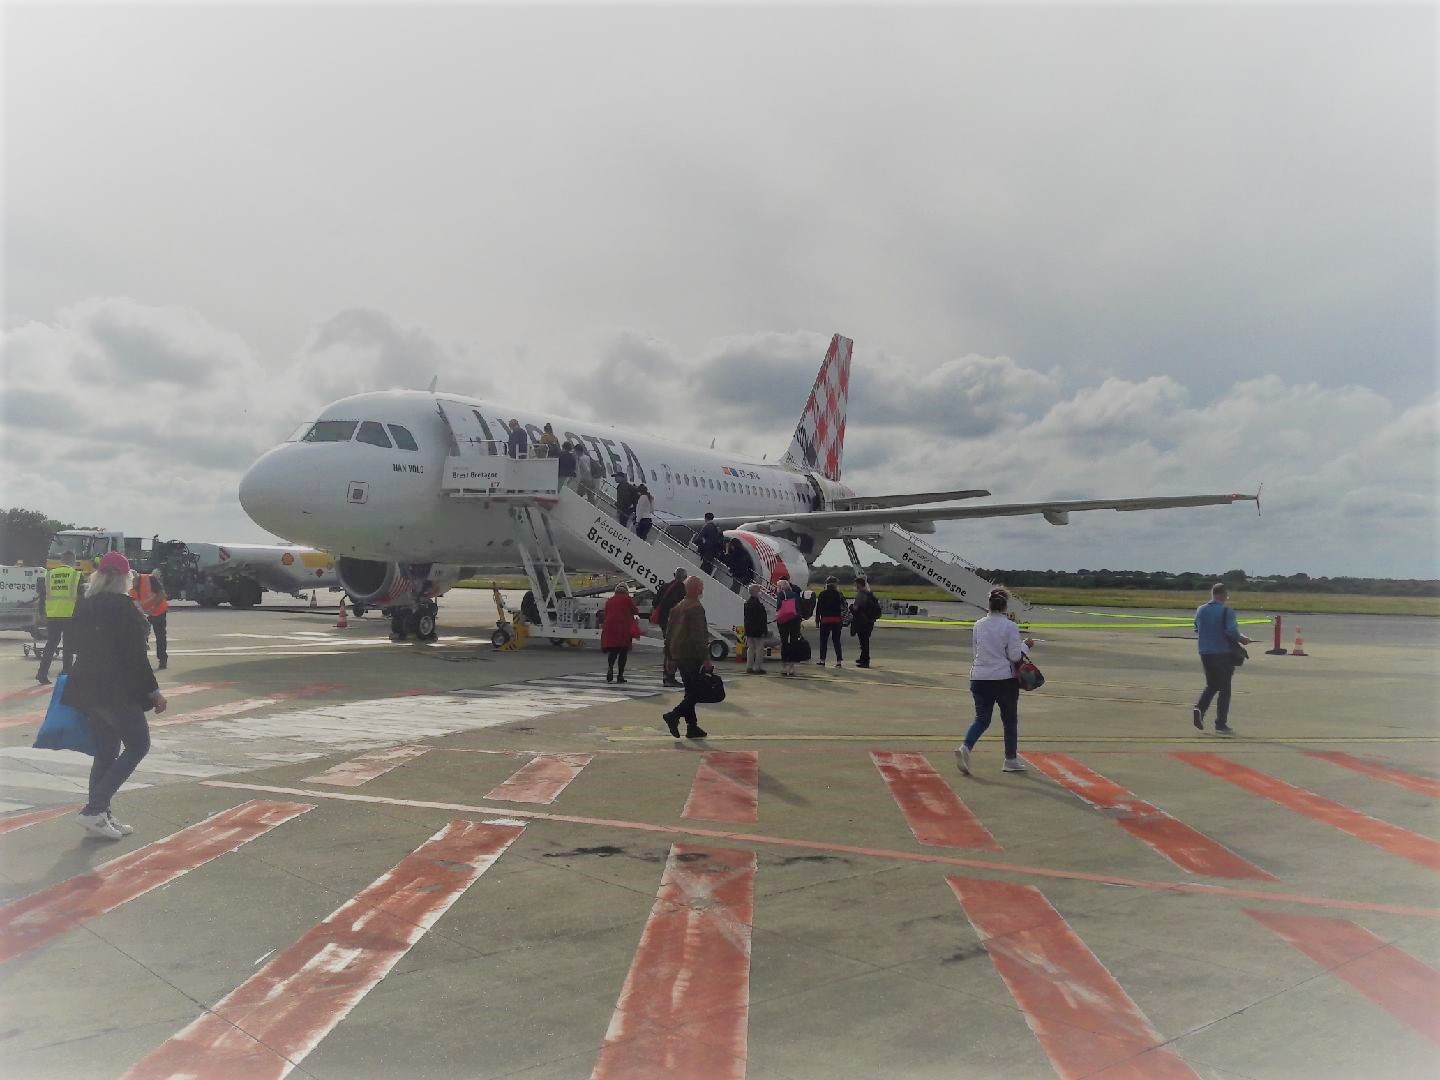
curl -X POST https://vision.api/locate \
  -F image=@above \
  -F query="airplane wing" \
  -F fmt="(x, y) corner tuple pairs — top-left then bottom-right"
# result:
(671, 492), (1259, 533)
(830, 488), (990, 510)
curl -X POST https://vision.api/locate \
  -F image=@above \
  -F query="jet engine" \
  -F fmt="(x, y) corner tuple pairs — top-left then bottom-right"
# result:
(336, 558), (468, 609)
(723, 532), (811, 590)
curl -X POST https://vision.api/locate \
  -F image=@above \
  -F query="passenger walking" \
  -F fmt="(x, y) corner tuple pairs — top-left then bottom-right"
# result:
(600, 584), (641, 683)
(743, 583), (769, 674)
(130, 570), (169, 670)
(1192, 582), (1253, 735)
(537, 423), (561, 458)
(957, 589), (1036, 775)
(726, 538), (754, 586)
(506, 419), (529, 459)
(661, 576), (710, 739)
(774, 578), (806, 677)
(557, 442), (577, 483)
(815, 576), (846, 668)
(654, 568), (689, 687)
(850, 576), (882, 668)
(62, 552), (168, 839)
(634, 485), (655, 540)
(614, 473), (638, 526)
(36, 552), (81, 684)
(695, 513), (723, 575)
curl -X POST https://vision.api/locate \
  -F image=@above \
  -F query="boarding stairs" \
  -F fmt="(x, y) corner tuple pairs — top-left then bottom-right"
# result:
(437, 417), (774, 648)
(866, 525), (1032, 616)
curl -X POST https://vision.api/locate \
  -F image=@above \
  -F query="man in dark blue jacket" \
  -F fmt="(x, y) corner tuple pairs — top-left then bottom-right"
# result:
(695, 513), (723, 575)
(1193, 582), (1254, 734)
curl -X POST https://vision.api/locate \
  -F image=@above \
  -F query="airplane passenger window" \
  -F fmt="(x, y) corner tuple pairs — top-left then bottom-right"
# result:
(301, 421), (358, 443)
(388, 424), (419, 451)
(356, 421), (393, 448)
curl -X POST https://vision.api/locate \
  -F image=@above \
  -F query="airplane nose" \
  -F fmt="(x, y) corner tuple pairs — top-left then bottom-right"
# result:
(239, 446), (306, 538)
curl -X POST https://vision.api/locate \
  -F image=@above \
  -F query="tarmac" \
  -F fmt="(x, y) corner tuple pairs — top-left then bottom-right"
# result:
(0, 589), (1436, 1079)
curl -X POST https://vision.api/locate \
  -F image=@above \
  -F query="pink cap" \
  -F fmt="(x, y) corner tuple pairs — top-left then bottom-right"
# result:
(96, 551), (131, 575)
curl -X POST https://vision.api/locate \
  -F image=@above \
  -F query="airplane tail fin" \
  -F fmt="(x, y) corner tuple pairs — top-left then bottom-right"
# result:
(781, 334), (852, 481)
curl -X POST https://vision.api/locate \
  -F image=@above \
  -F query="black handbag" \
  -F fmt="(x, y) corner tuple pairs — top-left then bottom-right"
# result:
(694, 669), (726, 704)
(782, 636), (812, 662)
(1230, 642), (1249, 667)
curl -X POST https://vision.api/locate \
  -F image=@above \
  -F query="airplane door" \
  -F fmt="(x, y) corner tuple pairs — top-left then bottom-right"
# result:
(436, 400), (499, 458)
(661, 464), (675, 500)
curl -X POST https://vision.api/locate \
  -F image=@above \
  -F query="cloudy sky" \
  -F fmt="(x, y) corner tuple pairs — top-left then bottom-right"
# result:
(3, 3), (1434, 578)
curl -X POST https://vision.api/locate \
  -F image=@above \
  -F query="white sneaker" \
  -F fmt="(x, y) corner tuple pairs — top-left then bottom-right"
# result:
(816, 660), (826, 667)
(1002, 758), (1028, 773)
(79, 812), (123, 840)
(956, 745), (972, 775)
(106, 812), (134, 837)
(835, 661), (843, 669)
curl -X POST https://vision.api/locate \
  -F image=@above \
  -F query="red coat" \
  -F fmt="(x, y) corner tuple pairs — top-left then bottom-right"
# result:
(600, 592), (641, 649)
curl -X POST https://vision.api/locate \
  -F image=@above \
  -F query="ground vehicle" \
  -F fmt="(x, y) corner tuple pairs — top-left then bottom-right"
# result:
(0, 565), (44, 641)
(45, 531), (338, 608)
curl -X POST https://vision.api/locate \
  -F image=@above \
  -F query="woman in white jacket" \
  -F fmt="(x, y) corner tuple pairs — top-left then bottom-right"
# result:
(957, 588), (1036, 776)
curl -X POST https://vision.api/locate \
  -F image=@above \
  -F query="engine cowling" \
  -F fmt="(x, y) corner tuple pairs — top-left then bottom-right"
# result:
(336, 559), (468, 608)
(722, 531), (811, 590)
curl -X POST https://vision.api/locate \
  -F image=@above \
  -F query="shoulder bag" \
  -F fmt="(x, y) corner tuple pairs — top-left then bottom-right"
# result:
(1014, 655), (1045, 692)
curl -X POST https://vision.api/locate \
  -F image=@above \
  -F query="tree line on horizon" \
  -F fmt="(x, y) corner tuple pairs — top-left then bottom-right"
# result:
(815, 561), (1439, 597)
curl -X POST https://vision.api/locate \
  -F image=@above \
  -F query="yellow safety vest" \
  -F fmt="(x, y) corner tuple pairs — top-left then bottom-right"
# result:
(131, 574), (170, 617)
(45, 565), (80, 619)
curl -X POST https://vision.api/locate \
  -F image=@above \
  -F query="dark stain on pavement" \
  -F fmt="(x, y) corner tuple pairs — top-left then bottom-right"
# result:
(543, 845), (626, 859)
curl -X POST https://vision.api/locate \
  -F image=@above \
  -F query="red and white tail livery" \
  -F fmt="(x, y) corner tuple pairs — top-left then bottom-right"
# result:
(782, 334), (852, 481)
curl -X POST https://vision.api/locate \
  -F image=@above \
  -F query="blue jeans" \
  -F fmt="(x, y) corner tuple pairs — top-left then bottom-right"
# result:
(966, 678), (1020, 759)
(83, 705), (151, 815)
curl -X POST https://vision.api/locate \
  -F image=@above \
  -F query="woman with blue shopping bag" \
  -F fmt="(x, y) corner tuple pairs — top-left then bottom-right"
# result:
(61, 552), (168, 839)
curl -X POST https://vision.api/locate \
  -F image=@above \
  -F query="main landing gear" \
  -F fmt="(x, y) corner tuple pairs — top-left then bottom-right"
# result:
(387, 597), (440, 643)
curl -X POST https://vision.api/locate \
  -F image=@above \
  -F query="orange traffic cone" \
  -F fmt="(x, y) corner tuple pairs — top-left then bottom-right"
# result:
(1291, 626), (1307, 656)
(309, 591), (317, 609)
(335, 598), (349, 629)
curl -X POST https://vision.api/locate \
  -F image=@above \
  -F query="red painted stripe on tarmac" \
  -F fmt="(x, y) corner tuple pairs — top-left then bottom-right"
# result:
(1246, 909), (1440, 1047)
(0, 683), (225, 731)
(1174, 753), (1440, 872)
(302, 746), (431, 787)
(0, 801), (313, 963)
(200, 781), (1440, 920)
(1303, 751), (1440, 799)
(1024, 752), (1275, 881)
(592, 843), (756, 1080)
(871, 750), (1000, 850)
(485, 753), (593, 804)
(949, 876), (1198, 1079)
(0, 804), (81, 836)
(123, 819), (523, 1080)
(683, 751), (760, 824)
(150, 682), (346, 728)
(0, 684), (55, 705)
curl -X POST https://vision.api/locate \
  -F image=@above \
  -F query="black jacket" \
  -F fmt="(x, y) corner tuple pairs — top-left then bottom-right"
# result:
(61, 592), (159, 713)
(743, 596), (769, 638)
(655, 579), (688, 628)
(851, 590), (882, 631)
(696, 522), (723, 558)
(815, 587), (847, 622)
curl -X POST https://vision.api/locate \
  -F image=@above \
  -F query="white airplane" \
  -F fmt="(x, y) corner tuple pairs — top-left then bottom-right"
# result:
(238, 335), (1256, 643)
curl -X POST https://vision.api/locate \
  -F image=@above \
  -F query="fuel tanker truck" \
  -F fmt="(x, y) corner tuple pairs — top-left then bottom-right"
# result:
(46, 530), (338, 608)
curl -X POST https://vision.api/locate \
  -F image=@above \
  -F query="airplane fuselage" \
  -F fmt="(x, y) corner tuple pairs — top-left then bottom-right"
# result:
(240, 390), (852, 568)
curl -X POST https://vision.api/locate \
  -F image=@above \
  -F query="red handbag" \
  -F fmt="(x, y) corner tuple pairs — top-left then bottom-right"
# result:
(631, 617), (643, 639)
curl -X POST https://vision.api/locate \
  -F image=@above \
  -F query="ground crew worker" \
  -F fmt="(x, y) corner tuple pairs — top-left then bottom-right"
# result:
(37, 552), (81, 684)
(130, 571), (170, 670)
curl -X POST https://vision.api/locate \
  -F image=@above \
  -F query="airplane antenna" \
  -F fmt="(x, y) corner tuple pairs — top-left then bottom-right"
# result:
(709, 438), (716, 449)
(427, 376), (438, 393)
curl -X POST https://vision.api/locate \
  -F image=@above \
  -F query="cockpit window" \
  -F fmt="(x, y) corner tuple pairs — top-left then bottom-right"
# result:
(356, 421), (392, 448)
(286, 423), (313, 442)
(301, 420), (358, 443)
(388, 424), (419, 451)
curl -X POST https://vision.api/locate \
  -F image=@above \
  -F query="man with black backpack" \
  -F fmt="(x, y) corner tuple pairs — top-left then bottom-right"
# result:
(850, 576), (882, 668)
